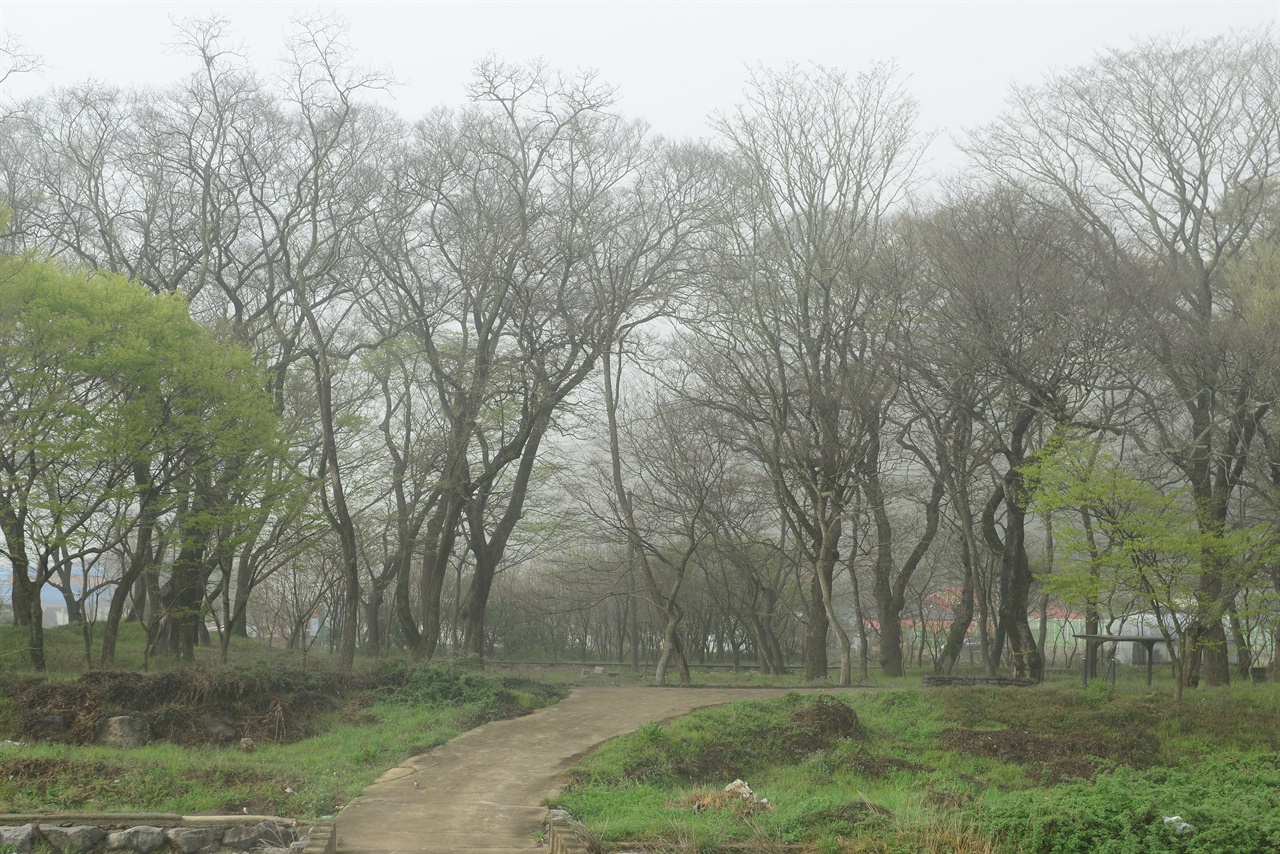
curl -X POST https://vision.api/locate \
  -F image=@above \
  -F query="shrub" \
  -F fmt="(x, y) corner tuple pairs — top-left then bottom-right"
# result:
(983, 755), (1280, 853)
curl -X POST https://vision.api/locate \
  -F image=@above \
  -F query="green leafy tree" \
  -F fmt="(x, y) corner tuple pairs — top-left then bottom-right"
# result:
(0, 254), (281, 669)
(1025, 429), (1272, 696)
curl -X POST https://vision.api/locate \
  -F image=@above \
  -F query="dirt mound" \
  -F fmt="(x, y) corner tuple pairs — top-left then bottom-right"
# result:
(843, 751), (931, 778)
(15, 666), (378, 746)
(790, 695), (864, 743)
(942, 723), (1157, 782)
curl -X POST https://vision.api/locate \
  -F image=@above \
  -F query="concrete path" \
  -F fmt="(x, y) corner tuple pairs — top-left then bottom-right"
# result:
(333, 686), (842, 854)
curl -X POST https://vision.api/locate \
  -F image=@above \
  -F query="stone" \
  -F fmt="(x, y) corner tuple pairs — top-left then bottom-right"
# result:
(106, 826), (166, 852)
(0, 824), (37, 854)
(722, 779), (771, 811)
(221, 821), (295, 851)
(96, 713), (151, 748)
(166, 826), (223, 854)
(200, 711), (238, 742)
(38, 824), (106, 854)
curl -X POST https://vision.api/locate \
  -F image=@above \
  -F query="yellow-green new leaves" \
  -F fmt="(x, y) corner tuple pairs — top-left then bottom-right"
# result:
(0, 258), (277, 474)
(0, 257), (281, 604)
(1022, 429), (1273, 620)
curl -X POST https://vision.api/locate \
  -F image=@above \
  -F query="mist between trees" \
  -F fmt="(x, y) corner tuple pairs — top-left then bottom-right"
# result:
(1, 19), (1278, 688)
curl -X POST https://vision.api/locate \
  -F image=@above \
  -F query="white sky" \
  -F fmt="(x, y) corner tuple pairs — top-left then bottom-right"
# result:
(2, 0), (1279, 176)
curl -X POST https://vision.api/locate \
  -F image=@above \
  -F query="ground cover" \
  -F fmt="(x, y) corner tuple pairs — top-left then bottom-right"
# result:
(0, 629), (567, 819)
(552, 684), (1280, 853)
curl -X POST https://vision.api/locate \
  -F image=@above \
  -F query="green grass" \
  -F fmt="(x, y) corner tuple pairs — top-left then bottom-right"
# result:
(0, 621), (350, 675)
(553, 683), (1280, 853)
(0, 643), (568, 820)
(0, 700), (468, 817)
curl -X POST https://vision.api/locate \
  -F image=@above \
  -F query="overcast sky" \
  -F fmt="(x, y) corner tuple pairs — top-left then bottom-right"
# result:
(2, 1), (1278, 176)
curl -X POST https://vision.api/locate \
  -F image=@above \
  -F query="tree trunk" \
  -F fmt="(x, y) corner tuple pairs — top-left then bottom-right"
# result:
(938, 541), (976, 676)
(804, 569), (830, 680)
(866, 444), (945, 678)
(0, 498), (41, 666)
(25, 588), (46, 672)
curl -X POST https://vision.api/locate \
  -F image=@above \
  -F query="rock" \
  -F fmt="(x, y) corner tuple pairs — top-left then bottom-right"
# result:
(106, 826), (166, 852)
(200, 711), (238, 742)
(166, 826), (223, 854)
(723, 779), (772, 811)
(96, 713), (151, 748)
(222, 821), (295, 851)
(240, 737), (256, 753)
(39, 824), (106, 854)
(0, 824), (37, 854)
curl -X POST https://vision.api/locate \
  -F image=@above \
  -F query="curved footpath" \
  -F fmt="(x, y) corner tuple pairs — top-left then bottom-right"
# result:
(334, 685), (859, 853)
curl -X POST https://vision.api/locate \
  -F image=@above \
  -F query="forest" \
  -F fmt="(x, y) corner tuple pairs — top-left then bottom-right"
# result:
(1, 21), (1278, 689)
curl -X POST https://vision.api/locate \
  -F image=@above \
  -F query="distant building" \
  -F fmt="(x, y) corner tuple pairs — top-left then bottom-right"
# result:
(43, 604), (70, 627)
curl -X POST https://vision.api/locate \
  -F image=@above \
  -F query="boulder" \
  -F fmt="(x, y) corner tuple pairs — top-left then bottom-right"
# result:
(166, 826), (223, 854)
(95, 713), (151, 748)
(106, 826), (166, 853)
(0, 824), (37, 854)
(39, 824), (106, 854)
(200, 711), (238, 742)
(222, 821), (295, 851)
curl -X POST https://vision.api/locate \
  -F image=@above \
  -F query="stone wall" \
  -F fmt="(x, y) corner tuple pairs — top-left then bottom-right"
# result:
(0, 814), (312, 854)
(543, 810), (591, 854)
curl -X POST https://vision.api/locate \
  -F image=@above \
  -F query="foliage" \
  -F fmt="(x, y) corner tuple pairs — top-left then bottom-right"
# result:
(0, 255), (284, 667)
(387, 661), (567, 727)
(1023, 429), (1274, 639)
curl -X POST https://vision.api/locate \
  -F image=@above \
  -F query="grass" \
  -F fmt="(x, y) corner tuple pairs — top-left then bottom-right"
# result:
(0, 700), (482, 817)
(7, 622), (1276, 848)
(552, 682), (1280, 853)
(0, 626), (568, 819)
(0, 621), (348, 675)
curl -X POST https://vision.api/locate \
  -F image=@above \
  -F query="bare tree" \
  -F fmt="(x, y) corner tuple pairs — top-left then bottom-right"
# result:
(909, 184), (1126, 681)
(971, 31), (1280, 685)
(371, 60), (711, 660)
(688, 63), (926, 683)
